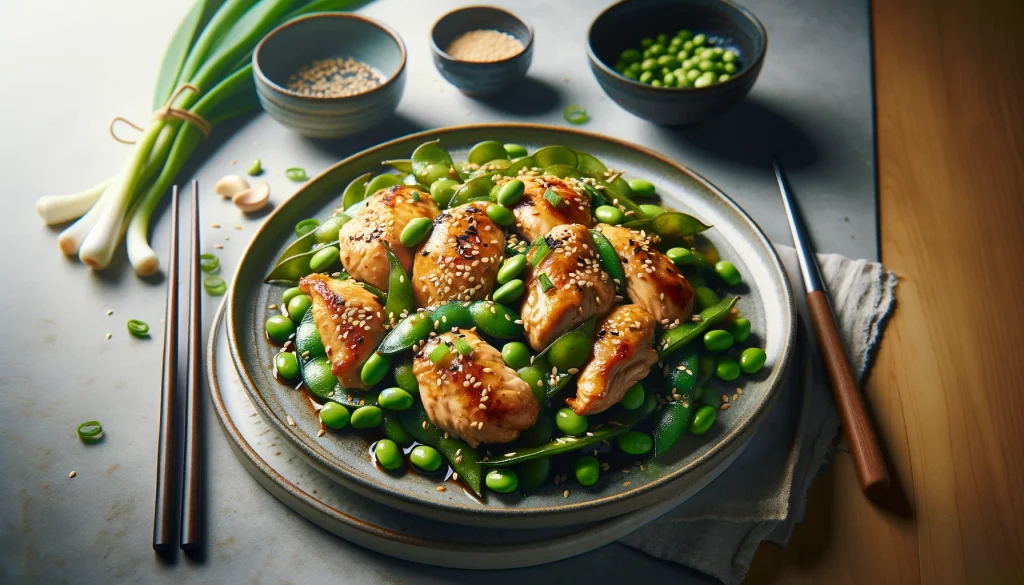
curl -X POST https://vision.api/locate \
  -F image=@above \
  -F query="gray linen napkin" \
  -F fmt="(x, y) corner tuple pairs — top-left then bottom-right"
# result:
(619, 245), (897, 585)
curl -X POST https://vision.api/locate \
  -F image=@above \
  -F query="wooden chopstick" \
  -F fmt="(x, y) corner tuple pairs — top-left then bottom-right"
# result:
(153, 186), (180, 553)
(180, 180), (203, 550)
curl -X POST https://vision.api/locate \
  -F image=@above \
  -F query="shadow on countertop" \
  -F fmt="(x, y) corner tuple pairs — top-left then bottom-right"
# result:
(304, 114), (429, 161)
(471, 77), (562, 117)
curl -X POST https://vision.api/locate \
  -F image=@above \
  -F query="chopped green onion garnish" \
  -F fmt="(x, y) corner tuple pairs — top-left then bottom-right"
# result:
(285, 167), (308, 182)
(411, 190), (420, 202)
(429, 344), (452, 364)
(544, 188), (564, 208)
(199, 253), (219, 273)
(295, 218), (320, 238)
(127, 319), (150, 338)
(539, 273), (554, 292)
(563, 104), (589, 125)
(77, 420), (103, 442)
(454, 338), (474, 356)
(204, 276), (227, 296)
(530, 238), (551, 267)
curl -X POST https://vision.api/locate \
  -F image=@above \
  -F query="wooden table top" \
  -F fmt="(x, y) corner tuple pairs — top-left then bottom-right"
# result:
(746, 0), (1024, 582)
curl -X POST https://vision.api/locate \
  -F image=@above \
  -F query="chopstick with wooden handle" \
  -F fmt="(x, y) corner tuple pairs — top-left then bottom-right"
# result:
(180, 180), (203, 550)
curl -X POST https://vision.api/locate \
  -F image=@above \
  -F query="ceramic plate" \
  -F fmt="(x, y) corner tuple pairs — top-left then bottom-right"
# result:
(227, 123), (795, 528)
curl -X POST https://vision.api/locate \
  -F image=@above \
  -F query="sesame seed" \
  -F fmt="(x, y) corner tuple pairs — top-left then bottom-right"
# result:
(437, 485), (447, 492)
(317, 429), (326, 437)
(563, 490), (570, 498)
(286, 415), (296, 426)
(623, 481), (632, 487)
(69, 471), (77, 478)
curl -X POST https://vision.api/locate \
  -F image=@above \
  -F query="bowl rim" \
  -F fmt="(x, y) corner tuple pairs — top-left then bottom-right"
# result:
(586, 0), (767, 93)
(252, 12), (407, 103)
(429, 5), (534, 66)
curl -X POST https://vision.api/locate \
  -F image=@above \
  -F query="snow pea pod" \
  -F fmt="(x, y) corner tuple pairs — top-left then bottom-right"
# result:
(543, 164), (583, 179)
(531, 145), (577, 168)
(365, 173), (404, 196)
(382, 413), (414, 447)
(412, 140), (458, 185)
(450, 174), (495, 207)
(341, 172), (372, 209)
(622, 212), (712, 238)
(534, 316), (596, 371)
(294, 308), (325, 359)
(516, 411), (554, 495)
(589, 229), (627, 296)
(468, 140), (508, 165)
(574, 151), (608, 177)
(654, 348), (699, 456)
(269, 228), (318, 272)
(658, 296), (740, 358)
(376, 301), (475, 355)
(383, 243), (414, 325)
(395, 405), (482, 495)
(502, 156), (535, 177)
(468, 301), (524, 339)
(381, 159), (413, 174)
(264, 240), (340, 284)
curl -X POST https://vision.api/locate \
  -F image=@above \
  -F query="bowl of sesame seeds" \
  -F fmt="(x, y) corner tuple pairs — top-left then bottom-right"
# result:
(430, 6), (534, 96)
(253, 13), (407, 139)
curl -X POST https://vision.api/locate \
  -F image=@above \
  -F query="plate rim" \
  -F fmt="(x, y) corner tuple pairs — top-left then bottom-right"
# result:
(226, 122), (796, 526)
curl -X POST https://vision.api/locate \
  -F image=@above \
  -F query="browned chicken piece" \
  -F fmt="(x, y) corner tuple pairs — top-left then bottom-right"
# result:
(412, 202), (505, 308)
(338, 185), (439, 291)
(521, 224), (616, 351)
(595, 224), (695, 327)
(298, 274), (385, 391)
(568, 305), (658, 415)
(413, 330), (540, 447)
(508, 175), (592, 242)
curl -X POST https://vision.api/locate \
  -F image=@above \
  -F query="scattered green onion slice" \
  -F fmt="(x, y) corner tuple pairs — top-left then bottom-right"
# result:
(563, 104), (589, 125)
(411, 190), (420, 202)
(204, 276), (227, 296)
(77, 420), (103, 441)
(294, 218), (320, 238)
(530, 238), (551, 267)
(199, 253), (219, 273)
(544, 188), (563, 208)
(454, 338), (474, 356)
(429, 344), (452, 364)
(126, 319), (150, 338)
(285, 167), (308, 182)
(539, 273), (554, 292)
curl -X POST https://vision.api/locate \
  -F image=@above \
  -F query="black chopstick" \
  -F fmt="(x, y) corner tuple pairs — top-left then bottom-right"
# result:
(180, 180), (203, 550)
(153, 186), (181, 553)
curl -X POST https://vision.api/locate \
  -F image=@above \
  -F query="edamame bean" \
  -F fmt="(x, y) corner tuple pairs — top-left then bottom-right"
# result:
(640, 204), (665, 218)
(379, 387), (414, 411)
(719, 74), (731, 82)
(317, 216), (349, 243)
(497, 254), (527, 284)
(275, 352), (299, 379)
(724, 63), (737, 74)
(502, 341), (532, 369)
(663, 72), (676, 86)
(504, 143), (528, 158)
(518, 366), (546, 402)
(266, 315), (296, 342)
(714, 260), (742, 286)
(319, 402), (350, 429)
(409, 445), (442, 472)
(640, 37), (654, 49)
(620, 383), (645, 410)
(739, 348), (767, 374)
(616, 430), (653, 455)
(729, 317), (751, 343)
(496, 179), (525, 207)
(281, 287), (303, 306)
(689, 405), (717, 435)
(628, 178), (656, 197)
(548, 332), (591, 371)
(574, 456), (600, 487)
(595, 205), (625, 225)
(666, 247), (693, 266)
(692, 33), (706, 46)
(716, 357), (740, 381)
(286, 294), (312, 322)
(430, 178), (459, 208)
(394, 359), (419, 395)
(651, 80), (663, 87)
(640, 58), (657, 72)
(247, 158), (262, 176)
(350, 405), (383, 429)
(703, 329), (734, 352)
(360, 352), (390, 386)
(694, 73), (714, 88)
(486, 203), (515, 227)
(485, 468), (519, 494)
(400, 217), (433, 247)
(492, 279), (525, 304)
(374, 439), (403, 470)
(555, 407), (588, 436)
(309, 245), (339, 273)
(620, 48), (642, 63)
(649, 43), (666, 57)
(639, 71), (654, 84)
(686, 69), (701, 82)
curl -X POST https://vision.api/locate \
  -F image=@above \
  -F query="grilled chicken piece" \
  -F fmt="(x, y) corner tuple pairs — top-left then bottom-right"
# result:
(509, 175), (592, 242)
(412, 202), (505, 308)
(521, 224), (616, 351)
(298, 274), (385, 391)
(595, 224), (695, 327)
(568, 305), (658, 416)
(413, 330), (540, 447)
(338, 185), (439, 291)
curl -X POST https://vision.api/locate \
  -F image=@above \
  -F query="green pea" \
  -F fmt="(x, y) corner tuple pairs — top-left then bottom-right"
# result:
(350, 405), (383, 429)
(286, 294), (312, 322)
(624, 178), (655, 197)
(690, 405), (717, 435)
(623, 69), (640, 81)
(518, 365), (547, 403)
(281, 286), (304, 306)
(620, 48), (642, 63)
(627, 61), (642, 74)
(504, 143), (528, 158)
(640, 204), (665, 218)
(374, 439), (403, 470)
(692, 33), (706, 46)
(486, 203), (515, 227)
(686, 69), (701, 82)
(694, 285), (721, 311)
(616, 431), (653, 455)
(400, 217), (433, 248)
(360, 352), (390, 386)
(639, 71), (654, 84)
(555, 407), (588, 436)
(704, 329), (734, 352)
(640, 58), (657, 72)
(620, 383), (645, 410)
(430, 178), (459, 208)
(574, 456), (600, 487)
(548, 331), (591, 371)
(319, 402), (350, 429)
(496, 179), (525, 207)
(729, 318), (751, 343)
(266, 315), (296, 342)
(665, 247), (693, 266)
(698, 60), (714, 72)
(714, 261), (742, 286)
(712, 47), (724, 56)
(716, 357), (740, 381)
(648, 43), (665, 57)
(694, 73), (715, 88)
(724, 63), (737, 74)
(656, 54), (676, 68)
(485, 468), (519, 494)
(379, 387), (414, 411)
(497, 254), (527, 284)
(682, 40), (694, 51)
(640, 37), (654, 49)
(492, 279), (525, 305)
(739, 348), (767, 374)
(247, 158), (262, 176)
(393, 359), (419, 395)
(502, 341), (532, 370)
(275, 352), (299, 379)
(723, 49), (738, 63)
(595, 205), (625, 225)
(651, 80), (663, 88)
(719, 74), (731, 82)
(317, 216), (349, 243)
(662, 72), (675, 86)
(409, 445), (442, 472)
(309, 245), (339, 273)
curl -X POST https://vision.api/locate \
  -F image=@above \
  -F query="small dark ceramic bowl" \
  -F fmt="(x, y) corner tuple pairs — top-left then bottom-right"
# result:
(587, 0), (767, 126)
(430, 6), (533, 96)
(253, 14), (406, 139)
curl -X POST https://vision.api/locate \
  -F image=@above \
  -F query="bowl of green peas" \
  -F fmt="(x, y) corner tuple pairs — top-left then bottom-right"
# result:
(587, 0), (767, 125)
